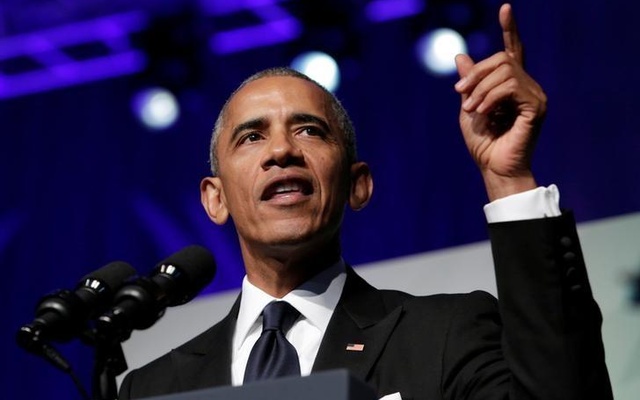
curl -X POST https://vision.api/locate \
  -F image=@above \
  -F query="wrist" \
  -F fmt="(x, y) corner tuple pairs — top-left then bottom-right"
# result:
(482, 170), (537, 202)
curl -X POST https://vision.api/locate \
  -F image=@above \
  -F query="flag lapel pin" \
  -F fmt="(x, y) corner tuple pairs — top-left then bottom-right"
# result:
(346, 343), (365, 352)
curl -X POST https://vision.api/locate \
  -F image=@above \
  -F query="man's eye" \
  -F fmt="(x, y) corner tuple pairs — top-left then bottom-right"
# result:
(240, 132), (262, 144)
(301, 126), (324, 136)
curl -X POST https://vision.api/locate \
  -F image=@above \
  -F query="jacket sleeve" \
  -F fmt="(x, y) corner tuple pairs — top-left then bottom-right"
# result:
(487, 212), (612, 400)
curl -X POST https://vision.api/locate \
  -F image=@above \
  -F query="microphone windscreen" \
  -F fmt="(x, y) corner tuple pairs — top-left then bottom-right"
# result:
(79, 261), (137, 291)
(154, 245), (216, 305)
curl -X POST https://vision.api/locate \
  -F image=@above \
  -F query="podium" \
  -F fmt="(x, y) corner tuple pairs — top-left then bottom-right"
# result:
(140, 369), (377, 400)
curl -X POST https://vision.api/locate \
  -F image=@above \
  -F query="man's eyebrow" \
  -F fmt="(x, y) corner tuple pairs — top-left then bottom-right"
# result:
(229, 117), (267, 143)
(289, 113), (331, 133)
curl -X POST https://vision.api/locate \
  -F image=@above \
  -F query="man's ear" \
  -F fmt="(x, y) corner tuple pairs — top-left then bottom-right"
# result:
(348, 161), (373, 211)
(200, 177), (229, 225)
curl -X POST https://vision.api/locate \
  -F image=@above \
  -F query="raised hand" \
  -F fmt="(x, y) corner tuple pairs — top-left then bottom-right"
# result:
(454, 3), (547, 201)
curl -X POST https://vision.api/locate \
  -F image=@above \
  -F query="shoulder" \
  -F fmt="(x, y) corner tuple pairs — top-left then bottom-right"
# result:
(118, 304), (237, 398)
(345, 266), (497, 319)
(119, 322), (223, 397)
(379, 288), (498, 319)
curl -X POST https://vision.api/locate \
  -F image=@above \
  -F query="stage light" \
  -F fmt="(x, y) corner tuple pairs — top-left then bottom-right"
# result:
(416, 28), (467, 76)
(290, 51), (340, 92)
(131, 87), (180, 130)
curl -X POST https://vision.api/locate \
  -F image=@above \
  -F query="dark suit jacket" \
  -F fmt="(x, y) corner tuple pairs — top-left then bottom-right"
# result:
(119, 213), (613, 400)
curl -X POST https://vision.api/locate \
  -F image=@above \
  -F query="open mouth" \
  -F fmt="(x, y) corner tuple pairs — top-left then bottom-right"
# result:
(261, 178), (313, 201)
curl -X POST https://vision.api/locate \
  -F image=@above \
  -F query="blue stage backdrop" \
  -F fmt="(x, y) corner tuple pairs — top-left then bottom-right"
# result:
(1, 1), (638, 398)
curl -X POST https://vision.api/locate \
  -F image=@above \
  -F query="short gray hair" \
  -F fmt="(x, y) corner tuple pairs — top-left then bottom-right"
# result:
(208, 67), (357, 175)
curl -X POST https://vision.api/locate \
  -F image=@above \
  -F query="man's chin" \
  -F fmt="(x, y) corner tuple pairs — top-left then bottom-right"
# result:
(264, 230), (318, 247)
(257, 225), (338, 253)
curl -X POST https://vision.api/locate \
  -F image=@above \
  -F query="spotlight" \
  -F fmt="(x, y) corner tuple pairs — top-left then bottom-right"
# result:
(131, 87), (180, 131)
(415, 28), (467, 76)
(290, 51), (340, 92)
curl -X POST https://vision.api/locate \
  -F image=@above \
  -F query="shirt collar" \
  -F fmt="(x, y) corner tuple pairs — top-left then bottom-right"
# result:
(234, 259), (347, 350)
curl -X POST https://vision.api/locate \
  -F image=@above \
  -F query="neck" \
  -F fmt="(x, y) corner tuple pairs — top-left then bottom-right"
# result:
(240, 236), (342, 298)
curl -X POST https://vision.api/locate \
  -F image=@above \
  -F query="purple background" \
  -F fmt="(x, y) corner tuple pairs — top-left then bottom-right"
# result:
(1, 0), (638, 398)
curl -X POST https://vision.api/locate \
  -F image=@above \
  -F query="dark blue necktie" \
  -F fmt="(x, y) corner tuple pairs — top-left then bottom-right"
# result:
(244, 301), (301, 383)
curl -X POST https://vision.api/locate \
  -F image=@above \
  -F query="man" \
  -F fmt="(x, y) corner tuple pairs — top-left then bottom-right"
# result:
(119, 4), (612, 399)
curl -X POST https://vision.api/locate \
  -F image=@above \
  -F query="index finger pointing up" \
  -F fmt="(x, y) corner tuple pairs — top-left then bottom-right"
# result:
(500, 3), (524, 65)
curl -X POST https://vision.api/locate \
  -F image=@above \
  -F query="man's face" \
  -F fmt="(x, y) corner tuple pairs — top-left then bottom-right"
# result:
(206, 76), (353, 251)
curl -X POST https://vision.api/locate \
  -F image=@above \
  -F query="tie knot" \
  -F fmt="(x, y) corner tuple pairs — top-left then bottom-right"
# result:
(261, 301), (300, 333)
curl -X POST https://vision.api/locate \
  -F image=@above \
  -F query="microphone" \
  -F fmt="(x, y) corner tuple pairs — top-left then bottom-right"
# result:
(97, 245), (215, 338)
(17, 261), (136, 351)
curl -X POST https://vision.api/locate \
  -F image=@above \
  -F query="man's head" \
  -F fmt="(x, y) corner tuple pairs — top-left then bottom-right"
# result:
(209, 67), (357, 177)
(199, 68), (373, 262)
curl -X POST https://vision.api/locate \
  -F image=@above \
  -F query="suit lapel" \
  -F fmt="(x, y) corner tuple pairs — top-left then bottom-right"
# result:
(162, 269), (403, 390)
(312, 267), (403, 382)
(170, 295), (241, 391)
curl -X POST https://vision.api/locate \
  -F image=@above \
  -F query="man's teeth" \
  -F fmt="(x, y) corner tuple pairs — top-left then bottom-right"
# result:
(274, 183), (301, 194)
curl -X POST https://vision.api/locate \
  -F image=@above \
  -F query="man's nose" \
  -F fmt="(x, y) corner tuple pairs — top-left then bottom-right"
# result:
(261, 130), (304, 169)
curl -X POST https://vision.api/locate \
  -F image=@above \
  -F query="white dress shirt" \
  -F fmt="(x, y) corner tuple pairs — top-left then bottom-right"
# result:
(231, 185), (561, 386)
(231, 260), (347, 386)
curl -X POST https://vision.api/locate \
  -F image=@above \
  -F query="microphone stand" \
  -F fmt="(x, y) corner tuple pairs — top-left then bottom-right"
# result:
(89, 326), (131, 400)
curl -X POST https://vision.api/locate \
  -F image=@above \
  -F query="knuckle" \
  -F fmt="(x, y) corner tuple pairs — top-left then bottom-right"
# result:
(507, 76), (519, 90)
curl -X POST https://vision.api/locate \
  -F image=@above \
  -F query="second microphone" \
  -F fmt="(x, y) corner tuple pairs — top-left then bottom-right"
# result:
(97, 245), (216, 341)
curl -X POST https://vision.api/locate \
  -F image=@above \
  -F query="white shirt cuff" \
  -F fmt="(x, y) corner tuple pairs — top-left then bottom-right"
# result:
(483, 184), (561, 223)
